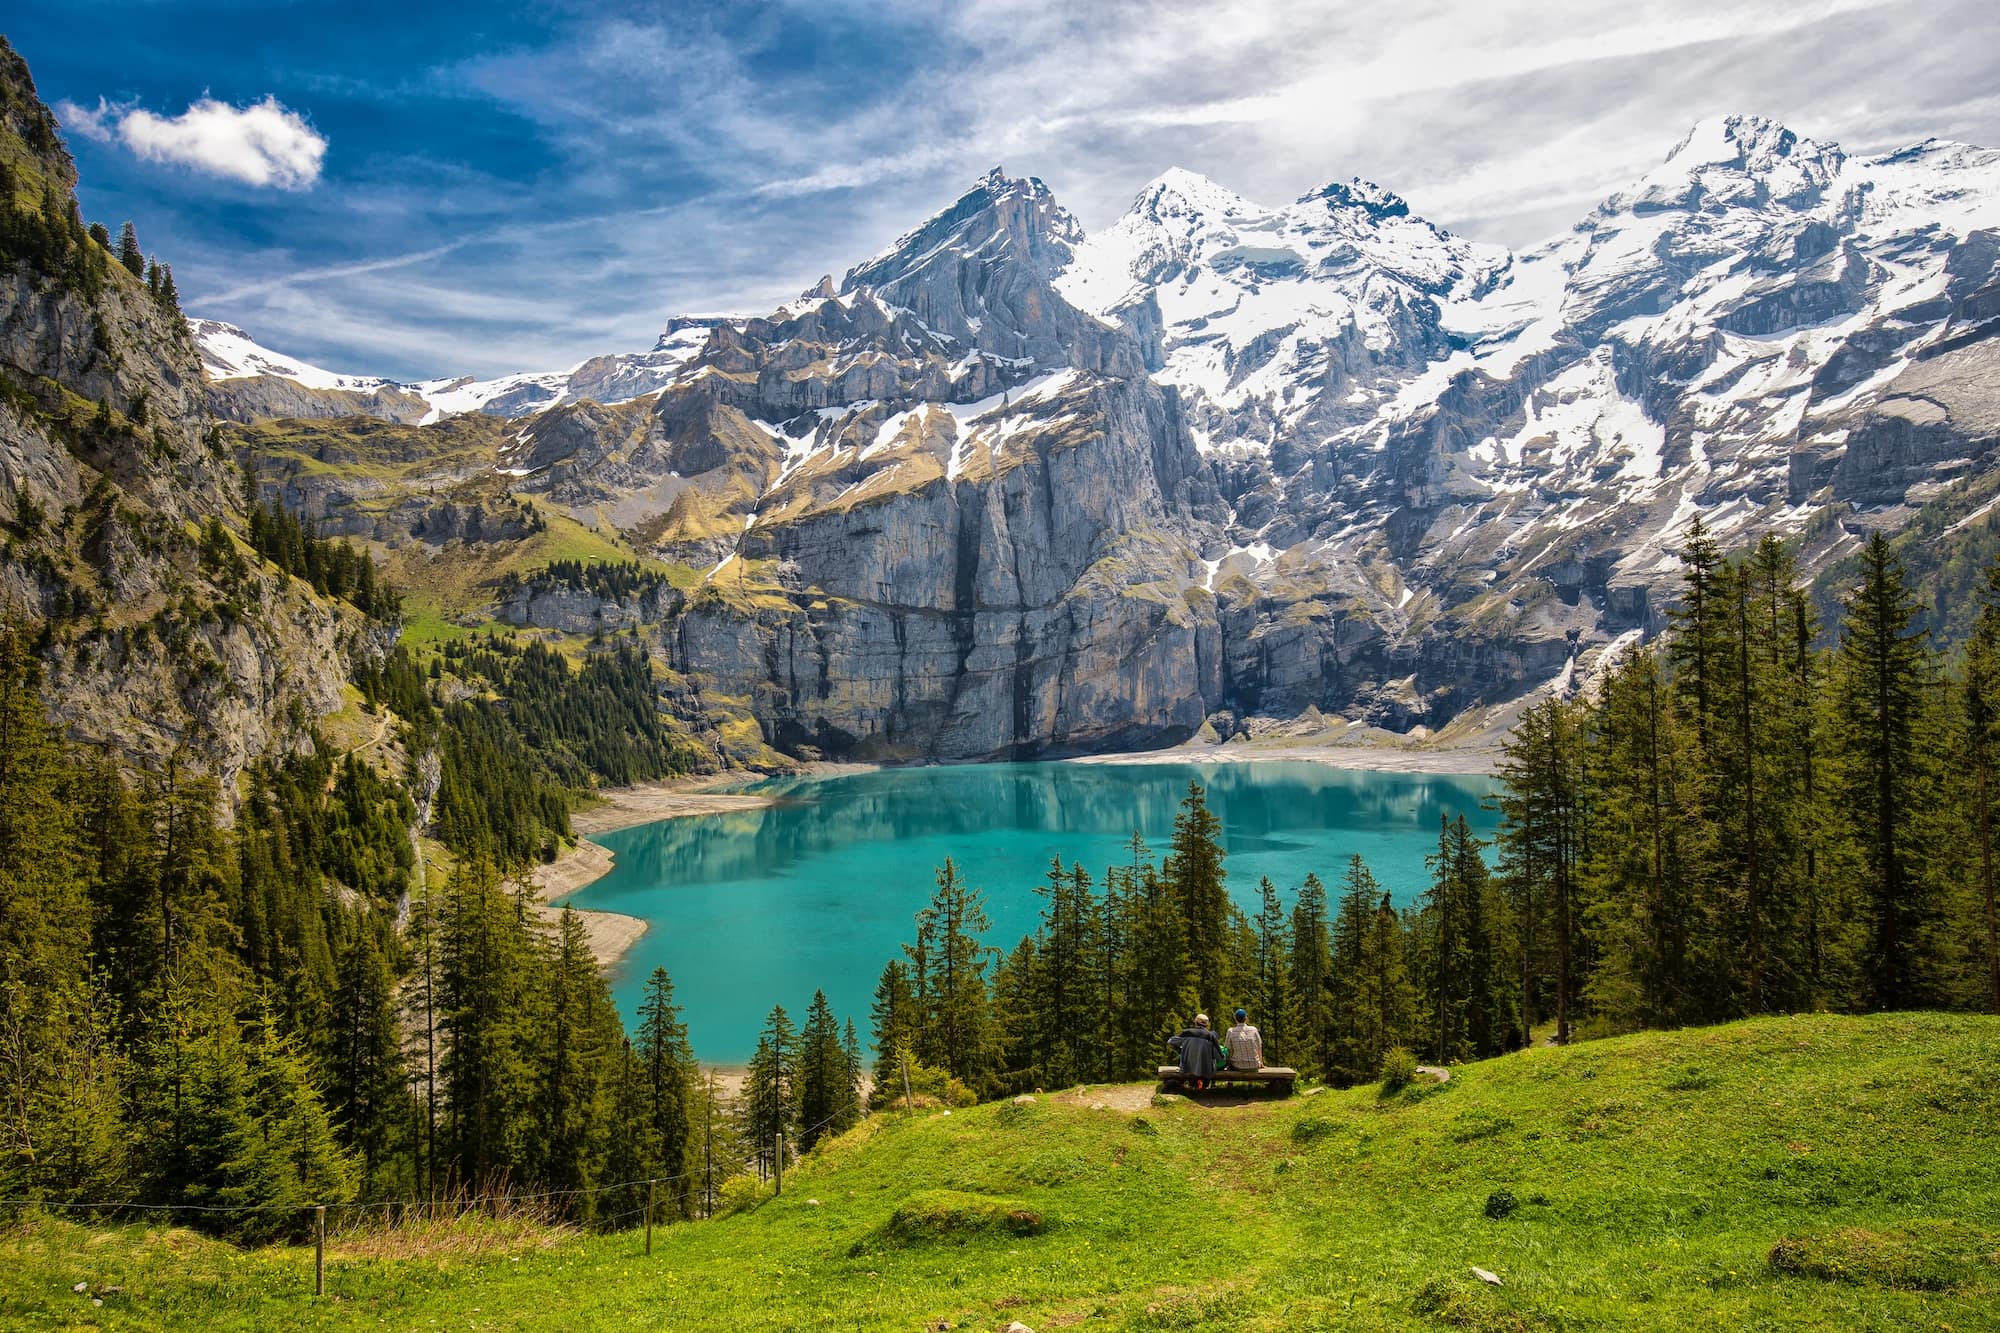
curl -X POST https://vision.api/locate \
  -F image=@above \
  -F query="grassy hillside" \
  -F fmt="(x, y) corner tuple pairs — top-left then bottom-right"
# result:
(3, 1013), (1997, 1330)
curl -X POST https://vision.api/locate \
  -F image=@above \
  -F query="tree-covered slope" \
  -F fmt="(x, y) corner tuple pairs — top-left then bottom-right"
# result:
(3, 1013), (1996, 1330)
(0, 36), (383, 783)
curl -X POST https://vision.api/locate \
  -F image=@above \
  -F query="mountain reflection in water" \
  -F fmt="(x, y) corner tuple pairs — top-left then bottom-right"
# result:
(575, 761), (1496, 1061)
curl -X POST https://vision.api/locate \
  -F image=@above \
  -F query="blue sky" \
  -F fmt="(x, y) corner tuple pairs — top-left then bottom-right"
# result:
(13, 1), (2000, 380)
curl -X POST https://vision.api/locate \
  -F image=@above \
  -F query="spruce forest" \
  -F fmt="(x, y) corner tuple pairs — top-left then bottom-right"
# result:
(5, 504), (2000, 1238)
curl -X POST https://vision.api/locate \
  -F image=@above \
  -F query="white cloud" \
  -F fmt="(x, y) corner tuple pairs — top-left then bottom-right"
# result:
(61, 95), (327, 189)
(53, 97), (120, 143)
(169, 0), (2000, 377)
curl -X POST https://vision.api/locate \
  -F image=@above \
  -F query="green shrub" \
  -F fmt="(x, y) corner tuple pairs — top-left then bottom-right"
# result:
(1381, 1046), (1419, 1092)
(868, 1189), (1044, 1250)
(1767, 1223), (1990, 1291)
(1291, 1115), (1342, 1146)
(715, 1175), (771, 1217)
(1484, 1188), (1518, 1220)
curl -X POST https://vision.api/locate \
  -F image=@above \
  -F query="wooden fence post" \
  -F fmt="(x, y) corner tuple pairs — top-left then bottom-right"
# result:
(313, 1205), (326, 1297)
(645, 1178), (654, 1257)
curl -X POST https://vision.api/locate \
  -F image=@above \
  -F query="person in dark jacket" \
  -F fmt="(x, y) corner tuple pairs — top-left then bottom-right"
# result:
(1167, 1013), (1221, 1090)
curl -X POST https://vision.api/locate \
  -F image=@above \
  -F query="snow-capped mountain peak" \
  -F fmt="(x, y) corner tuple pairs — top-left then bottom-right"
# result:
(840, 166), (1083, 297)
(192, 319), (400, 393)
(1610, 113), (1843, 218)
(1298, 176), (1412, 221)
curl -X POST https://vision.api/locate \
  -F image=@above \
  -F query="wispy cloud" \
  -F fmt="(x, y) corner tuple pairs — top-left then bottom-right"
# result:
(60, 94), (327, 188)
(58, 0), (2000, 380)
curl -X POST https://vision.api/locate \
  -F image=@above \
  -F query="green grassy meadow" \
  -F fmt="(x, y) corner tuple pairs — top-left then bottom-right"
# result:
(4, 1013), (1997, 1330)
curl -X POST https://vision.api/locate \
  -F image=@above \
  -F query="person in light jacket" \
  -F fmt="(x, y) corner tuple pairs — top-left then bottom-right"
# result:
(1167, 1013), (1221, 1090)
(1224, 1007), (1264, 1071)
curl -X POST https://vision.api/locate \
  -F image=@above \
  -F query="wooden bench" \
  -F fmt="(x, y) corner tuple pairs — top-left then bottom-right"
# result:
(1157, 1064), (1297, 1096)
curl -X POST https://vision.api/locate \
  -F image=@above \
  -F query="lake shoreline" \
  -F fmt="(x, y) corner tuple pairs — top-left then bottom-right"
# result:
(532, 774), (804, 974)
(1062, 737), (1499, 776)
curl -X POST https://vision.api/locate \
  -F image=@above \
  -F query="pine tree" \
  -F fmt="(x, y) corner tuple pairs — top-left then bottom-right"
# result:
(1417, 816), (1510, 1062)
(867, 959), (915, 1104)
(1028, 858), (1098, 1088)
(1494, 697), (1586, 1041)
(116, 221), (142, 277)
(840, 1019), (864, 1127)
(743, 1004), (795, 1179)
(1965, 557), (2000, 1013)
(539, 908), (613, 1211)
(904, 859), (993, 1088)
(1835, 533), (1937, 1009)
(634, 967), (695, 1217)
(1669, 513), (1726, 752)
(436, 855), (543, 1189)
(328, 929), (407, 1198)
(1249, 876), (1289, 1060)
(1166, 782), (1229, 1019)
(1330, 856), (1413, 1082)
(1285, 872), (1331, 1080)
(796, 990), (855, 1150)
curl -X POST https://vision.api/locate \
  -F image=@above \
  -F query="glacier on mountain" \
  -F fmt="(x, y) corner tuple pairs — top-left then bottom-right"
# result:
(203, 113), (2000, 754)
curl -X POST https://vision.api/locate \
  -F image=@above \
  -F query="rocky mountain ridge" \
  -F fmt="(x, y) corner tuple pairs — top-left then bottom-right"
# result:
(0, 41), (380, 785)
(202, 114), (2000, 760)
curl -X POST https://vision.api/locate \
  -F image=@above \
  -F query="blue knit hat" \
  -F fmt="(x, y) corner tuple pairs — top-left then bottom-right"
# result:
(1234, 1007), (1247, 1021)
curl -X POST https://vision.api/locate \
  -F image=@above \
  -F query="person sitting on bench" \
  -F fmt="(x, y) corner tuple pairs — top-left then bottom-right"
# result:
(1224, 1007), (1264, 1071)
(1167, 1013), (1221, 1090)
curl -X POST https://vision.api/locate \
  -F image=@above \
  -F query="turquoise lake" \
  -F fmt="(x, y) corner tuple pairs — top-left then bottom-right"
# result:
(571, 761), (1497, 1062)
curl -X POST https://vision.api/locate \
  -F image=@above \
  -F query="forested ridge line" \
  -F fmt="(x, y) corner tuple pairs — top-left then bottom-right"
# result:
(7, 513), (2000, 1240)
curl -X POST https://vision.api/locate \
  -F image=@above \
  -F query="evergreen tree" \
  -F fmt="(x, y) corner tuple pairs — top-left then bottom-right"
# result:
(1284, 872), (1331, 1080)
(1668, 513), (1727, 752)
(796, 990), (858, 1150)
(539, 908), (613, 1211)
(1494, 697), (1586, 1041)
(867, 959), (915, 1105)
(328, 929), (407, 1198)
(904, 859), (993, 1088)
(1249, 876), (1289, 1060)
(1834, 533), (1938, 1009)
(436, 855), (543, 1189)
(116, 220), (142, 277)
(634, 967), (695, 1217)
(1328, 856), (1416, 1082)
(840, 1019), (864, 1127)
(1166, 783), (1229, 1019)
(1028, 858), (1098, 1088)
(743, 1005), (795, 1179)
(1417, 816), (1511, 1062)
(1964, 559), (2000, 1012)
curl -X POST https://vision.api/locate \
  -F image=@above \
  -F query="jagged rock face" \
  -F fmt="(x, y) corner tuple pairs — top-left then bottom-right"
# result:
(498, 579), (681, 635)
(202, 118), (2000, 759)
(672, 373), (1223, 759)
(0, 45), (369, 785)
(839, 168), (1099, 369)
(206, 374), (431, 425)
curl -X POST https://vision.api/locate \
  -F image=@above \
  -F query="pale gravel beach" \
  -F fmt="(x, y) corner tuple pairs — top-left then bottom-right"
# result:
(528, 776), (787, 973)
(1065, 737), (1500, 776)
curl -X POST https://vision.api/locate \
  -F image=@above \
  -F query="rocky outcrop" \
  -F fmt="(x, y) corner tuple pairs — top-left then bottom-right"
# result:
(0, 40), (371, 785)
(157, 118), (2000, 761)
(206, 374), (430, 424)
